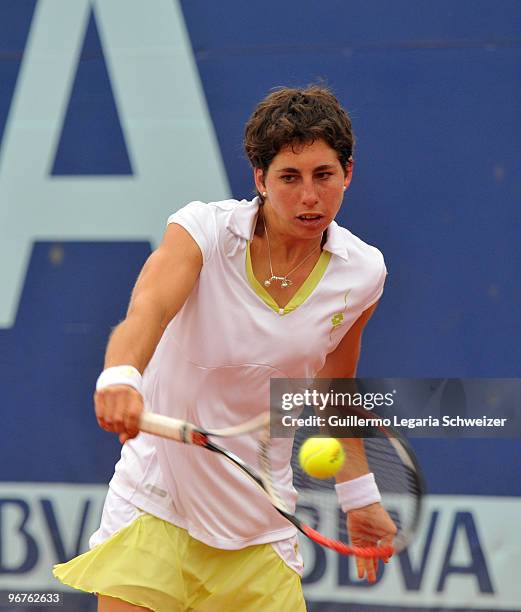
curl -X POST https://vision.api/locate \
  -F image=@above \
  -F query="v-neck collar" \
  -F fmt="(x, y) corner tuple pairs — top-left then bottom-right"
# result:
(245, 242), (332, 316)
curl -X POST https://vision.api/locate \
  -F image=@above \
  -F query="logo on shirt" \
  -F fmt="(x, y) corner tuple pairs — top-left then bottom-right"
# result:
(331, 313), (344, 327)
(330, 291), (351, 339)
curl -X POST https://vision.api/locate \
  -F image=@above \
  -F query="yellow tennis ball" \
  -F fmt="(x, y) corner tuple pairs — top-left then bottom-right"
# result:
(299, 437), (345, 479)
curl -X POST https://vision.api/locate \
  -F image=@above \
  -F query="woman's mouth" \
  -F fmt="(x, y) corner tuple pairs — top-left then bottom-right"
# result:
(296, 213), (325, 227)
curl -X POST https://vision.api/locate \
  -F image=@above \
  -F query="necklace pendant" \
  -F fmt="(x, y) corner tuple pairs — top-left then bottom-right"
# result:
(264, 275), (292, 288)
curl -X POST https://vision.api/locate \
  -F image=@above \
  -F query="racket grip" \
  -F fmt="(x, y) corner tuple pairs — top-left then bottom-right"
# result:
(139, 412), (191, 442)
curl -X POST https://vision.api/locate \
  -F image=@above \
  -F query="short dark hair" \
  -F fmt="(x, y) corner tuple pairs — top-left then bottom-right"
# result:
(244, 85), (355, 176)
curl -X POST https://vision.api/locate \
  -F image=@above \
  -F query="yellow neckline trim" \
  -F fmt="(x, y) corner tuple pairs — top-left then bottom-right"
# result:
(246, 242), (331, 316)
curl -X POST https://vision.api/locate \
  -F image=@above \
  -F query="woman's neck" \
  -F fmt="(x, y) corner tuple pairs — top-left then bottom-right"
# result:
(257, 204), (324, 261)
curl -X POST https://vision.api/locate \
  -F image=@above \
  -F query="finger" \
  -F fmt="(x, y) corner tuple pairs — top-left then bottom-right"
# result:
(123, 399), (143, 437)
(98, 417), (116, 432)
(97, 389), (120, 430)
(104, 397), (124, 432)
(365, 558), (377, 583)
(380, 534), (396, 559)
(96, 394), (114, 432)
(356, 556), (365, 580)
(94, 392), (110, 429)
(119, 432), (131, 444)
(94, 391), (102, 420)
(112, 388), (141, 435)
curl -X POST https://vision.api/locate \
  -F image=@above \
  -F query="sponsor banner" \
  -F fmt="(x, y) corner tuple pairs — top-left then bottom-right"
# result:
(301, 495), (521, 610)
(0, 484), (519, 609)
(271, 379), (521, 438)
(0, 483), (106, 590)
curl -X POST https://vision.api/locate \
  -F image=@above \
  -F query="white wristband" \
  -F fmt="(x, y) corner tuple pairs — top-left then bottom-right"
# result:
(96, 365), (142, 393)
(335, 473), (381, 512)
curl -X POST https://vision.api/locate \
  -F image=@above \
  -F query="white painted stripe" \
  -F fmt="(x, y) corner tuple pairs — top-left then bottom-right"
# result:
(0, 484), (519, 609)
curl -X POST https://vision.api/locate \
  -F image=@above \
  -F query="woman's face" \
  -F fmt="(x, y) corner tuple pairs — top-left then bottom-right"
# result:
(255, 138), (352, 240)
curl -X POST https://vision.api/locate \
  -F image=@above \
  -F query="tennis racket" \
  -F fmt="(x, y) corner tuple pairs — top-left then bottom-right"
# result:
(139, 407), (424, 559)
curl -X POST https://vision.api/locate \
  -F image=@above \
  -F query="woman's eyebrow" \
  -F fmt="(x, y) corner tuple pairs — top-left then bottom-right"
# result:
(276, 163), (336, 173)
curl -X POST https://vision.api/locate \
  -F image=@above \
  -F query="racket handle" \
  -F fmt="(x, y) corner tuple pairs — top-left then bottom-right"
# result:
(139, 412), (192, 442)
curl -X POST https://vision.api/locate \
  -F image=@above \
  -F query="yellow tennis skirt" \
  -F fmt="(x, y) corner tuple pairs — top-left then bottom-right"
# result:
(53, 513), (306, 611)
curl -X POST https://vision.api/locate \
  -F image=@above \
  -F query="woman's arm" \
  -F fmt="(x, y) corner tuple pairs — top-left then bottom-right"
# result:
(94, 223), (203, 443)
(315, 302), (397, 582)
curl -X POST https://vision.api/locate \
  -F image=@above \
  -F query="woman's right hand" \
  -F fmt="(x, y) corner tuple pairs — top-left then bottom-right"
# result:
(94, 385), (144, 444)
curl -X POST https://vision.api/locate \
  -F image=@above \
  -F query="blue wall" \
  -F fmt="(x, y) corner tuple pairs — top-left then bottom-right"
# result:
(0, 2), (519, 610)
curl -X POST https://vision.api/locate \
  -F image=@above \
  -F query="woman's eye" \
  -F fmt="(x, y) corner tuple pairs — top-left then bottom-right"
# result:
(316, 172), (332, 180)
(281, 175), (296, 183)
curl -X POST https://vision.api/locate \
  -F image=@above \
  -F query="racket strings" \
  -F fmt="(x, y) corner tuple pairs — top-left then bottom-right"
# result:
(279, 426), (421, 553)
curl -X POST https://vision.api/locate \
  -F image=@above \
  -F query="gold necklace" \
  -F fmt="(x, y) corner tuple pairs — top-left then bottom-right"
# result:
(262, 216), (321, 288)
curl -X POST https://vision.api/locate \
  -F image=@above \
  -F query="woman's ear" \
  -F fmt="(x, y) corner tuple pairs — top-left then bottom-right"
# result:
(344, 158), (354, 190)
(254, 168), (266, 195)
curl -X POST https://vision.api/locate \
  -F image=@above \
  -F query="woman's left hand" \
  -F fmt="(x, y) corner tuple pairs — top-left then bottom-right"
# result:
(347, 502), (397, 583)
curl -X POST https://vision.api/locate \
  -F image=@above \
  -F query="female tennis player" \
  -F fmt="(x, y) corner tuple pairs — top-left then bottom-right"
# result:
(54, 86), (396, 611)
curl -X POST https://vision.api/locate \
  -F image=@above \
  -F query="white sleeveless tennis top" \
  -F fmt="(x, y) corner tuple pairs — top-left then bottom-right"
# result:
(107, 198), (386, 573)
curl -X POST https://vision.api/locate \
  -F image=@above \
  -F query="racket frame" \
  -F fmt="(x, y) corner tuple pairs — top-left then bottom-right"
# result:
(138, 410), (424, 559)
